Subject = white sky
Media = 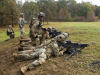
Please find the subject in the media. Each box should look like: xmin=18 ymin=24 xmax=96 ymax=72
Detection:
xmin=76 ymin=0 xmax=100 ymax=6
xmin=21 ymin=0 xmax=100 ymax=6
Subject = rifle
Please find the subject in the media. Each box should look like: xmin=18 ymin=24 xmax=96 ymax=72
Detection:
xmin=58 ymin=40 xmax=95 ymax=61
xmin=50 ymin=30 xmax=62 ymax=38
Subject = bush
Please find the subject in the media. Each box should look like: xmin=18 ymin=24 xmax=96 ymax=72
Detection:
xmin=78 ymin=16 xmax=85 ymax=21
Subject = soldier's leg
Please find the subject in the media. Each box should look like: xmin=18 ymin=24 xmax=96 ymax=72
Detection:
xmin=20 ymin=27 xmax=25 ymax=39
xmin=41 ymin=34 xmax=47 ymax=41
xmin=18 ymin=50 xmax=35 ymax=54
xmin=18 ymin=46 xmax=35 ymax=51
xmin=12 ymin=35 xmax=14 ymax=38
xmin=21 ymin=50 xmax=47 ymax=74
xmin=28 ymin=52 xmax=46 ymax=69
xmin=11 ymin=33 xmax=15 ymax=39
xmin=13 ymin=53 xmax=36 ymax=62
xmin=35 ymin=37 xmax=40 ymax=47
xmin=13 ymin=48 xmax=46 ymax=62
xmin=10 ymin=35 xmax=12 ymax=39
xmin=20 ymin=27 xmax=23 ymax=39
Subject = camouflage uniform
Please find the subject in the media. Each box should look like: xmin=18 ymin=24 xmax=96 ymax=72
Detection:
xmin=7 ymin=25 xmax=15 ymax=39
xmin=18 ymin=13 xmax=27 ymax=39
xmin=29 ymin=12 xmax=45 ymax=46
xmin=29 ymin=19 xmax=42 ymax=46
xmin=16 ymin=39 xmax=64 ymax=69
xmin=52 ymin=26 xmax=56 ymax=32
xmin=47 ymin=27 xmax=52 ymax=39
xmin=13 ymin=35 xmax=67 ymax=74
xmin=40 ymin=28 xmax=50 ymax=41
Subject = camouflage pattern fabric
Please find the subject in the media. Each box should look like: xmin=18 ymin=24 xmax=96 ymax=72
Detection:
xmin=18 ymin=17 xmax=26 ymax=38
xmin=17 ymin=48 xmax=46 ymax=70
xmin=16 ymin=38 xmax=64 ymax=70
xmin=7 ymin=28 xmax=13 ymax=33
xmin=31 ymin=37 xmax=40 ymax=47
xmin=20 ymin=26 xmax=25 ymax=38
xmin=7 ymin=28 xmax=15 ymax=39
xmin=29 ymin=20 xmax=42 ymax=46
xmin=30 ymin=20 xmax=40 ymax=36
xmin=40 ymin=32 xmax=49 ymax=41
xmin=18 ymin=50 xmax=35 ymax=54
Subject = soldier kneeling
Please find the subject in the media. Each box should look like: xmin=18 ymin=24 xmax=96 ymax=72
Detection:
xmin=7 ymin=25 xmax=15 ymax=39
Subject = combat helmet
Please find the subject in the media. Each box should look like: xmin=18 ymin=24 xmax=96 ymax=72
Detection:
xmin=9 ymin=25 xmax=12 ymax=28
xmin=61 ymin=32 xmax=68 ymax=38
xmin=52 ymin=26 xmax=56 ymax=29
xmin=38 ymin=12 xmax=45 ymax=18
xmin=56 ymin=34 xmax=66 ymax=43
xmin=47 ymin=27 xmax=52 ymax=32
xmin=20 ymin=13 xmax=24 ymax=17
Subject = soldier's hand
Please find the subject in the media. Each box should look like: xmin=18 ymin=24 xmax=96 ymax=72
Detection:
xmin=62 ymin=48 xmax=66 ymax=52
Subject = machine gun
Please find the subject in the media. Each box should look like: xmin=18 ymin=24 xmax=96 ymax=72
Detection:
xmin=58 ymin=40 xmax=95 ymax=61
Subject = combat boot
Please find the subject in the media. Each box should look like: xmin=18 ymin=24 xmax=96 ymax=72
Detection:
xmin=13 ymin=53 xmax=18 ymax=62
xmin=21 ymin=66 xmax=28 ymax=74
xmin=18 ymin=47 xmax=23 ymax=51
xmin=21 ymin=37 xmax=25 ymax=39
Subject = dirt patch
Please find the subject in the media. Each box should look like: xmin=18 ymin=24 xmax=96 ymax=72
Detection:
xmin=0 ymin=36 xmax=98 ymax=75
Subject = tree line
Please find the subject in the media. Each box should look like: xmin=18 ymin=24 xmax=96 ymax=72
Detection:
xmin=0 ymin=0 xmax=100 ymax=26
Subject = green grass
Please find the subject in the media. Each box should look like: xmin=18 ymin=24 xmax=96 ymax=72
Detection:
xmin=0 ymin=24 xmax=30 ymax=43
xmin=0 ymin=22 xmax=100 ymax=75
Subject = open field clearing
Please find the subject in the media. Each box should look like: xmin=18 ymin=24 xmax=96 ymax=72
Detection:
xmin=0 ymin=22 xmax=100 ymax=75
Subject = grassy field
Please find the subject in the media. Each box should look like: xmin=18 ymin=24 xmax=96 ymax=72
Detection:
xmin=0 ymin=22 xmax=100 ymax=75
xmin=0 ymin=25 xmax=29 ymax=43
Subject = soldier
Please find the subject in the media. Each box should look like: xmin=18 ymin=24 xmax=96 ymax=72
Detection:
xmin=7 ymin=25 xmax=15 ymax=39
xmin=18 ymin=28 xmax=49 ymax=51
xmin=61 ymin=32 xmax=69 ymax=39
xmin=40 ymin=28 xmax=49 ymax=41
xmin=30 ymin=12 xmax=45 ymax=46
xmin=47 ymin=27 xmax=52 ymax=38
xmin=47 ymin=27 xmax=52 ymax=33
xmin=18 ymin=13 xmax=27 ymax=39
xmin=13 ymin=34 xmax=67 ymax=74
xmin=52 ymin=26 xmax=56 ymax=32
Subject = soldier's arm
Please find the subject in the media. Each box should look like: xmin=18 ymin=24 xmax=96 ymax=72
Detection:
xmin=46 ymin=31 xmax=50 ymax=39
xmin=23 ymin=18 xmax=27 ymax=24
xmin=52 ymin=43 xmax=64 ymax=57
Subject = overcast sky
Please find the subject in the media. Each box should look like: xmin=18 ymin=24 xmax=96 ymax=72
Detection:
xmin=21 ymin=0 xmax=100 ymax=6
xmin=76 ymin=0 xmax=100 ymax=6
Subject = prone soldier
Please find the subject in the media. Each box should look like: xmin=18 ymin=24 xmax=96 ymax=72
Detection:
xmin=13 ymin=34 xmax=67 ymax=74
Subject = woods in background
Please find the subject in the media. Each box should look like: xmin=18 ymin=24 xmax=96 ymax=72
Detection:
xmin=0 ymin=0 xmax=100 ymax=26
